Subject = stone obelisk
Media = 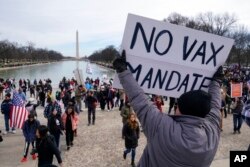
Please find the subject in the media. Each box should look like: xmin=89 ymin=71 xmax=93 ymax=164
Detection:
xmin=76 ymin=30 xmax=79 ymax=69
xmin=74 ymin=30 xmax=83 ymax=85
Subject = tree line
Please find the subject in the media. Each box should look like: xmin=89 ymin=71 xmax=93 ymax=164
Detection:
xmin=88 ymin=12 xmax=250 ymax=66
xmin=0 ymin=40 xmax=64 ymax=65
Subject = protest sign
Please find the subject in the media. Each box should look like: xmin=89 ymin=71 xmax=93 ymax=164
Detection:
xmin=113 ymin=14 xmax=234 ymax=97
xmin=231 ymin=83 xmax=243 ymax=98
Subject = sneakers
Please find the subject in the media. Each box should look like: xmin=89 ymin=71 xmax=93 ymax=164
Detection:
xmin=131 ymin=160 xmax=135 ymax=167
xmin=32 ymin=154 xmax=37 ymax=160
xmin=67 ymin=146 xmax=70 ymax=151
xmin=11 ymin=130 xmax=16 ymax=134
xmin=70 ymin=142 xmax=74 ymax=147
xmin=21 ymin=157 xmax=27 ymax=162
xmin=3 ymin=131 xmax=8 ymax=135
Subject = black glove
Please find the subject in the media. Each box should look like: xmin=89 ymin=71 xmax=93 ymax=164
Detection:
xmin=113 ymin=50 xmax=127 ymax=73
xmin=213 ymin=66 xmax=224 ymax=83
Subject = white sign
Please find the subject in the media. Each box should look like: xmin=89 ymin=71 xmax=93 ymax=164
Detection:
xmin=113 ymin=14 xmax=234 ymax=98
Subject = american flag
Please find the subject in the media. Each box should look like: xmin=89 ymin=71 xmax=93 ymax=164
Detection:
xmin=10 ymin=91 xmax=28 ymax=129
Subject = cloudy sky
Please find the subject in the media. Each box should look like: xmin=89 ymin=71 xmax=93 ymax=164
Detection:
xmin=0 ymin=0 xmax=249 ymax=57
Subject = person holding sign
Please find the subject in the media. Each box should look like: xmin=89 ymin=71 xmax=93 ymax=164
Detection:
xmin=113 ymin=50 xmax=223 ymax=167
xmin=231 ymin=97 xmax=244 ymax=134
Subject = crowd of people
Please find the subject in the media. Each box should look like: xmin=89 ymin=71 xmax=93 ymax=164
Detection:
xmin=1 ymin=61 xmax=250 ymax=166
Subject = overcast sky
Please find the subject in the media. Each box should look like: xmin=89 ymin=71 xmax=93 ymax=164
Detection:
xmin=0 ymin=0 xmax=249 ymax=57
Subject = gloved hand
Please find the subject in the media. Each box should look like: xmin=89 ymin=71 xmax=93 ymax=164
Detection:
xmin=113 ymin=50 xmax=127 ymax=73
xmin=213 ymin=66 xmax=224 ymax=83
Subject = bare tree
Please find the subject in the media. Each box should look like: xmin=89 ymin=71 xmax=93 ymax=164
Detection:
xmin=195 ymin=12 xmax=237 ymax=36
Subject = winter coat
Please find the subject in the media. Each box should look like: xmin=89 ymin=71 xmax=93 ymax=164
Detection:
xmin=85 ymin=95 xmax=98 ymax=109
xmin=62 ymin=113 xmax=79 ymax=131
xmin=22 ymin=119 xmax=40 ymax=142
xmin=123 ymin=122 xmax=140 ymax=148
xmin=37 ymin=135 xmax=62 ymax=166
xmin=118 ymin=70 xmax=221 ymax=167
xmin=48 ymin=114 xmax=64 ymax=135
xmin=232 ymin=100 xmax=244 ymax=115
xmin=44 ymin=102 xmax=62 ymax=118
xmin=1 ymin=99 xmax=12 ymax=117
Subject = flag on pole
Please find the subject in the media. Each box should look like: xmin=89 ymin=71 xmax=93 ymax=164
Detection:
xmin=10 ymin=92 xmax=28 ymax=129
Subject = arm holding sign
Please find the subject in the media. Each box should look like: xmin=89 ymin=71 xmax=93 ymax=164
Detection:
xmin=113 ymin=51 xmax=174 ymax=140
xmin=205 ymin=67 xmax=223 ymax=129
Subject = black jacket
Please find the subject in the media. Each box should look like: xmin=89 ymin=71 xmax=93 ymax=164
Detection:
xmin=37 ymin=135 xmax=62 ymax=166
xmin=48 ymin=115 xmax=64 ymax=135
xmin=123 ymin=122 xmax=140 ymax=148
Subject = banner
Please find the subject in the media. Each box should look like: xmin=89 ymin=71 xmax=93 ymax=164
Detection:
xmin=231 ymin=83 xmax=243 ymax=98
xmin=113 ymin=14 xmax=234 ymax=98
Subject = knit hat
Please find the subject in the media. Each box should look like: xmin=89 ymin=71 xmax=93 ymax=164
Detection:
xmin=177 ymin=90 xmax=211 ymax=118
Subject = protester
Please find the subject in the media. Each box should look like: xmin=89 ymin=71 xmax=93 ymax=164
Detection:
xmin=44 ymin=98 xmax=62 ymax=119
xmin=62 ymin=106 xmax=79 ymax=150
xmin=25 ymin=98 xmax=39 ymax=118
xmin=168 ymin=97 xmax=177 ymax=114
xmin=119 ymin=89 xmax=126 ymax=111
xmin=113 ymin=50 xmax=223 ymax=167
xmin=122 ymin=112 xmax=140 ymax=167
xmin=75 ymin=85 xmax=85 ymax=112
xmin=153 ymin=95 xmax=164 ymax=112
xmin=36 ymin=125 xmax=62 ymax=167
xmin=98 ymin=85 xmax=107 ymax=111
xmin=1 ymin=93 xmax=15 ymax=134
xmin=106 ymin=85 xmax=115 ymax=111
xmin=120 ymin=101 xmax=133 ymax=138
xmin=67 ymin=97 xmax=80 ymax=136
xmin=48 ymin=109 xmax=64 ymax=148
xmin=38 ymin=88 xmax=46 ymax=107
xmin=85 ymin=90 xmax=98 ymax=126
xmin=21 ymin=113 xmax=40 ymax=162
xmin=232 ymin=97 xmax=244 ymax=134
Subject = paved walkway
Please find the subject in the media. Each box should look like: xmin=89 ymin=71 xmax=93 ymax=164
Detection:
xmin=0 ymin=101 xmax=249 ymax=167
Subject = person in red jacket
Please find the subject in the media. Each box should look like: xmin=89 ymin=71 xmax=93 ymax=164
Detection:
xmin=62 ymin=106 xmax=79 ymax=150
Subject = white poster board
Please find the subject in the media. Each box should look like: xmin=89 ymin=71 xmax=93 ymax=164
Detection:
xmin=113 ymin=14 xmax=234 ymax=98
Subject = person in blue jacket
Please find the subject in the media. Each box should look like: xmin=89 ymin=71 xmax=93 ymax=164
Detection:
xmin=1 ymin=93 xmax=15 ymax=134
xmin=21 ymin=113 xmax=40 ymax=163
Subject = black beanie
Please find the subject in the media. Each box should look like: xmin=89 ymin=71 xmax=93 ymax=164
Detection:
xmin=177 ymin=90 xmax=211 ymax=118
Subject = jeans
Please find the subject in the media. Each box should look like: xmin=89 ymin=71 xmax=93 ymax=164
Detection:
xmin=233 ymin=114 xmax=243 ymax=132
xmin=119 ymin=99 xmax=124 ymax=111
xmin=23 ymin=141 xmax=35 ymax=157
xmin=124 ymin=148 xmax=136 ymax=161
xmin=88 ymin=107 xmax=96 ymax=124
xmin=66 ymin=129 xmax=74 ymax=147
xmin=4 ymin=115 xmax=14 ymax=132
xmin=51 ymin=132 xmax=61 ymax=148
xmin=107 ymin=98 xmax=114 ymax=110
